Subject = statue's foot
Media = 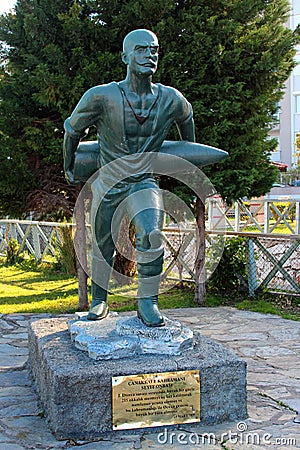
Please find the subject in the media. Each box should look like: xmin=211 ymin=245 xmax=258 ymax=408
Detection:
xmin=87 ymin=299 xmax=109 ymax=321
xmin=137 ymin=297 xmax=165 ymax=327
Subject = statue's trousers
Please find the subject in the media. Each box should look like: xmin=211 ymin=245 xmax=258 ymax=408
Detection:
xmin=90 ymin=177 xmax=164 ymax=301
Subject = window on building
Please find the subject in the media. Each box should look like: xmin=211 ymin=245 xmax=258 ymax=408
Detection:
xmin=273 ymin=136 xmax=280 ymax=151
xmin=293 ymin=40 xmax=300 ymax=75
xmin=266 ymin=136 xmax=280 ymax=162
xmin=295 ymin=133 xmax=300 ymax=166
xmin=295 ymin=95 xmax=300 ymax=113
xmin=293 ymin=14 xmax=300 ymax=29
xmin=273 ymin=101 xmax=280 ymax=122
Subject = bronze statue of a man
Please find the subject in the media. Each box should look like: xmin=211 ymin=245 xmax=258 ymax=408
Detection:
xmin=63 ymin=29 xmax=195 ymax=327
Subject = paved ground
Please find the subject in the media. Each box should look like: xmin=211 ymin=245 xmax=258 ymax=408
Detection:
xmin=0 ymin=307 xmax=299 ymax=449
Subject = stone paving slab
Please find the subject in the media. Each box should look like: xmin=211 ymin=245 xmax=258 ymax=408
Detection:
xmin=0 ymin=308 xmax=299 ymax=449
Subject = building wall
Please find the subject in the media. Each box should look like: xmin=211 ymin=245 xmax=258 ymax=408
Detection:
xmin=279 ymin=79 xmax=292 ymax=166
xmin=273 ymin=1 xmax=300 ymax=168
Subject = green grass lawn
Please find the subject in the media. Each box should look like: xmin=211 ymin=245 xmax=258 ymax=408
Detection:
xmin=0 ymin=263 xmax=79 ymax=314
xmin=0 ymin=262 xmax=196 ymax=315
xmin=243 ymin=222 xmax=296 ymax=234
xmin=0 ymin=261 xmax=299 ymax=320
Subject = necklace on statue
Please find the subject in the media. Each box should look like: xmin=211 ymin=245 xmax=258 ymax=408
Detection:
xmin=119 ymin=87 xmax=159 ymax=125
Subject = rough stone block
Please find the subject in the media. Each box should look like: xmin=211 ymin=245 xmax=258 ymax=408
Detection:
xmin=28 ymin=317 xmax=247 ymax=440
xmin=69 ymin=313 xmax=194 ymax=359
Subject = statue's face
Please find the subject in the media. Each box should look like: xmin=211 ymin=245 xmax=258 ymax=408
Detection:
xmin=122 ymin=30 xmax=159 ymax=77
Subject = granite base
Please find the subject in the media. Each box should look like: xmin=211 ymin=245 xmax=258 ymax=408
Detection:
xmin=28 ymin=316 xmax=247 ymax=440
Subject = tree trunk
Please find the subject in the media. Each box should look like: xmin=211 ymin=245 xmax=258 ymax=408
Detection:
xmin=194 ymin=196 xmax=206 ymax=305
xmin=74 ymin=189 xmax=89 ymax=310
xmin=113 ymin=216 xmax=137 ymax=285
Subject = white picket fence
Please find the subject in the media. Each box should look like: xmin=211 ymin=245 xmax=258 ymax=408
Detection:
xmin=206 ymin=197 xmax=300 ymax=234
xmin=1 ymin=198 xmax=299 ymax=260
xmin=0 ymin=219 xmax=69 ymax=260
xmin=1 ymin=196 xmax=299 ymax=297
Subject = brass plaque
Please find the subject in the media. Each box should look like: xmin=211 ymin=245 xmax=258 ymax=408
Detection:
xmin=112 ymin=370 xmax=200 ymax=430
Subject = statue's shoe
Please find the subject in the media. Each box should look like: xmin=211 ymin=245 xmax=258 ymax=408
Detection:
xmin=137 ymin=297 xmax=165 ymax=327
xmin=87 ymin=300 xmax=109 ymax=321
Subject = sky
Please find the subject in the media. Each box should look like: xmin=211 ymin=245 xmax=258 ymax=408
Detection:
xmin=0 ymin=0 xmax=16 ymax=15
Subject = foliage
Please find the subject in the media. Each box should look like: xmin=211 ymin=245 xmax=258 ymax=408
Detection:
xmin=5 ymin=238 xmax=21 ymax=265
xmin=16 ymin=252 xmax=42 ymax=271
xmin=0 ymin=0 xmax=298 ymax=219
xmin=269 ymin=201 xmax=296 ymax=222
xmin=5 ymin=238 xmax=51 ymax=268
xmin=207 ymin=236 xmax=248 ymax=294
xmin=158 ymin=0 xmax=298 ymax=204
xmin=294 ymin=133 xmax=300 ymax=168
xmin=55 ymin=226 xmax=77 ymax=275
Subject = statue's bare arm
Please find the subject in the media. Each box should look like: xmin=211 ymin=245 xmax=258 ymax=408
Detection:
xmin=63 ymin=88 xmax=101 ymax=184
xmin=177 ymin=114 xmax=195 ymax=142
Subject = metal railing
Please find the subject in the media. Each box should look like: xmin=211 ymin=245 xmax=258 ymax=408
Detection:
xmin=279 ymin=171 xmax=300 ymax=186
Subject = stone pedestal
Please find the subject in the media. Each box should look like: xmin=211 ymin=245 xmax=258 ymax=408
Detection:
xmin=28 ymin=314 xmax=247 ymax=440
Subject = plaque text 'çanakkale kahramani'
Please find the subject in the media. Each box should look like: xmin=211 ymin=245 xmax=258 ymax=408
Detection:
xmin=112 ymin=370 xmax=200 ymax=430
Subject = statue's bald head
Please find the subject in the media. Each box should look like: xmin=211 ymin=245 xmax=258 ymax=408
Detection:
xmin=122 ymin=29 xmax=159 ymax=76
xmin=123 ymin=29 xmax=159 ymax=54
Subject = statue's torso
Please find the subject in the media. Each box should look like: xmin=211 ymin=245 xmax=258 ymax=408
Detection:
xmin=67 ymin=81 xmax=192 ymax=185
xmin=122 ymin=87 xmax=160 ymax=153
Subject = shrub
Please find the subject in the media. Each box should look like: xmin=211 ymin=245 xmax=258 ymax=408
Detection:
xmin=207 ymin=236 xmax=248 ymax=294
xmin=56 ymin=226 xmax=77 ymax=276
xmin=5 ymin=239 xmax=22 ymax=265
xmin=270 ymin=202 xmax=296 ymax=223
